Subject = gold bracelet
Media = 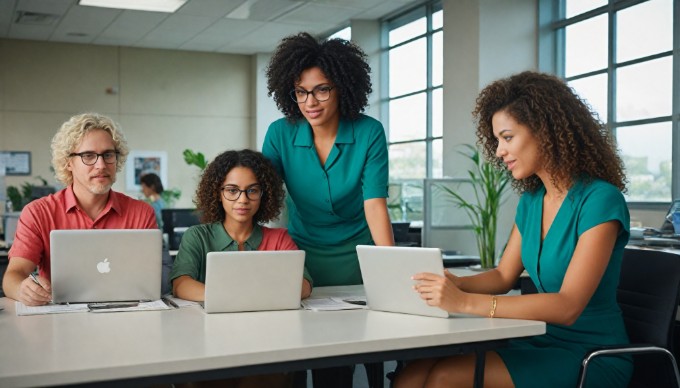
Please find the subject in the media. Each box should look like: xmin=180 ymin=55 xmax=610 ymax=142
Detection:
xmin=489 ymin=295 xmax=497 ymax=318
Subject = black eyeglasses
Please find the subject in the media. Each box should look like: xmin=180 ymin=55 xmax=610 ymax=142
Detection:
xmin=290 ymin=85 xmax=334 ymax=103
xmin=221 ymin=185 xmax=263 ymax=201
xmin=69 ymin=151 xmax=119 ymax=166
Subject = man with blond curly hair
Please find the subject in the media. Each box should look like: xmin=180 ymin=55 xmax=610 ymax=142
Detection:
xmin=3 ymin=113 xmax=157 ymax=306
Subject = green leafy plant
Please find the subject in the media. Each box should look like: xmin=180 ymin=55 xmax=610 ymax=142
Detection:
xmin=6 ymin=186 xmax=23 ymax=211
xmin=183 ymin=149 xmax=207 ymax=170
xmin=436 ymin=144 xmax=511 ymax=269
xmin=6 ymin=176 xmax=50 ymax=211
xmin=160 ymin=188 xmax=182 ymax=207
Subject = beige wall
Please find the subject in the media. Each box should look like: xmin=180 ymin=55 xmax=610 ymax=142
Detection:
xmin=0 ymin=38 xmax=252 ymax=208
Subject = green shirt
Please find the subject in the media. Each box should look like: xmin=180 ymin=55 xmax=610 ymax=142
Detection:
xmin=169 ymin=223 xmax=311 ymax=284
xmin=262 ymin=114 xmax=389 ymax=286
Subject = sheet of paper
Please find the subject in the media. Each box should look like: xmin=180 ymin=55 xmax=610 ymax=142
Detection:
xmin=16 ymin=302 xmax=89 ymax=316
xmin=88 ymin=299 xmax=171 ymax=313
xmin=301 ymin=296 xmax=367 ymax=311
xmin=161 ymin=294 xmax=201 ymax=308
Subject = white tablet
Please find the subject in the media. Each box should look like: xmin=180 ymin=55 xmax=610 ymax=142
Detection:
xmin=357 ymin=245 xmax=449 ymax=318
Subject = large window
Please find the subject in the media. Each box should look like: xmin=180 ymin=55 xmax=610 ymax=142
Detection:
xmin=383 ymin=1 xmax=442 ymax=222
xmin=383 ymin=2 xmax=443 ymax=182
xmin=543 ymin=0 xmax=677 ymax=203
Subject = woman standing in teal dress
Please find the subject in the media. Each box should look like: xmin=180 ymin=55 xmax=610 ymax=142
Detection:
xmin=262 ymin=32 xmax=394 ymax=288
xmin=262 ymin=32 xmax=394 ymax=388
xmin=395 ymin=71 xmax=632 ymax=388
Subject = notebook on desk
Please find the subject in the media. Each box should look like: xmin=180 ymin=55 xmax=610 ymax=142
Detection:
xmin=50 ymin=229 xmax=162 ymax=304
xmin=357 ymin=245 xmax=449 ymax=318
xmin=204 ymin=250 xmax=305 ymax=313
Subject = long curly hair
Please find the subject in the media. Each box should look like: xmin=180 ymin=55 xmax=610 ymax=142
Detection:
xmin=473 ymin=71 xmax=627 ymax=194
xmin=51 ymin=113 xmax=129 ymax=186
xmin=266 ymin=32 xmax=372 ymax=121
xmin=194 ymin=149 xmax=285 ymax=225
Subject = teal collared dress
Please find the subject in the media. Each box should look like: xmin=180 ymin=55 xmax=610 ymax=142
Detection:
xmin=496 ymin=179 xmax=633 ymax=388
xmin=262 ymin=114 xmax=389 ymax=286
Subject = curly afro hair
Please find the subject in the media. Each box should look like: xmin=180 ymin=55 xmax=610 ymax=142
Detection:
xmin=473 ymin=71 xmax=627 ymax=194
xmin=194 ymin=149 xmax=285 ymax=225
xmin=266 ymin=32 xmax=372 ymax=121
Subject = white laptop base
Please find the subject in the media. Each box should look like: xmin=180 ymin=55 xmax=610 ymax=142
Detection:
xmin=204 ymin=250 xmax=305 ymax=313
xmin=357 ymin=245 xmax=449 ymax=318
xmin=50 ymin=229 xmax=162 ymax=304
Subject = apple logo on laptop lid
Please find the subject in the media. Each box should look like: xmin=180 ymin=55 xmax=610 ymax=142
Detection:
xmin=96 ymin=258 xmax=111 ymax=274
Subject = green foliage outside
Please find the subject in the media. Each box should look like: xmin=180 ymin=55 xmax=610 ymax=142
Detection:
xmin=622 ymin=154 xmax=671 ymax=202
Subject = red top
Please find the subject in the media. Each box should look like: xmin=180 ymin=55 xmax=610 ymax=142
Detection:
xmin=258 ymin=227 xmax=298 ymax=250
xmin=8 ymin=185 xmax=157 ymax=280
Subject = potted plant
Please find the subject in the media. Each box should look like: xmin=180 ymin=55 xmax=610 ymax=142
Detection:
xmin=5 ymin=176 xmax=52 ymax=212
xmin=436 ymin=144 xmax=510 ymax=269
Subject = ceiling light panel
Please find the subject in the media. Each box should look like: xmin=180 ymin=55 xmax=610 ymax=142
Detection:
xmin=79 ymin=0 xmax=188 ymax=13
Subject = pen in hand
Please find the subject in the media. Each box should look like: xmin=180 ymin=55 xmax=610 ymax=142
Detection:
xmin=29 ymin=273 xmax=43 ymax=287
xmin=29 ymin=273 xmax=52 ymax=302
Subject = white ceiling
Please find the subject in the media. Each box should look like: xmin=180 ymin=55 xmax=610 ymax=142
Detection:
xmin=0 ymin=0 xmax=418 ymax=54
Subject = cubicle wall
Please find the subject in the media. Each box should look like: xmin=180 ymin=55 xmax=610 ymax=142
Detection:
xmin=388 ymin=180 xmax=424 ymax=223
xmin=422 ymin=178 xmax=478 ymax=254
xmin=422 ymin=178 xmax=518 ymax=260
xmin=2 ymin=212 xmax=20 ymax=246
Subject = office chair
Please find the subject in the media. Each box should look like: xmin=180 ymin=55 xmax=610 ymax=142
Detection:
xmin=577 ymin=247 xmax=680 ymax=388
xmin=161 ymin=208 xmax=201 ymax=250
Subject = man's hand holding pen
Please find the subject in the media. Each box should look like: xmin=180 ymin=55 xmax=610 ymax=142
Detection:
xmin=19 ymin=273 xmax=52 ymax=306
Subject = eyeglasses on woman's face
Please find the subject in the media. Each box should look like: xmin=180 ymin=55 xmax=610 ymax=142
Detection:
xmin=290 ymin=85 xmax=334 ymax=103
xmin=221 ymin=185 xmax=263 ymax=201
xmin=69 ymin=151 xmax=119 ymax=166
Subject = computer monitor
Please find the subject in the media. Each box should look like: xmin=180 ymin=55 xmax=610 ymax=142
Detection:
xmin=30 ymin=186 xmax=56 ymax=201
xmin=161 ymin=209 xmax=201 ymax=250
xmin=391 ymin=222 xmax=411 ymax=243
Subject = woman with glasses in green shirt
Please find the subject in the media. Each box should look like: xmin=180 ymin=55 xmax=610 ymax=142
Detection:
xmin=170 ymin=149 xmax=312 ymax=302
xmin=262 ymin=32 xmax=395 ymax=290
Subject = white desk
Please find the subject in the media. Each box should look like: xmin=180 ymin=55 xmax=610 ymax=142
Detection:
xmin=0 ymin=286 xmax=545 ymax=387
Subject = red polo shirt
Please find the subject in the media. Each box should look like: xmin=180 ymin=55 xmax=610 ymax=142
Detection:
xmin=8 ymin=185 xmax=157 ymax=280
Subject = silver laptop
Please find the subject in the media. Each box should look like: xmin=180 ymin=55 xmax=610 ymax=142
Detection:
xmin=50 ymin=229 xmax=162 ymax=303
xmin=204 ymin=250 xmax=305 ymax=313
xmin=357 ymin=245 xmax=449 ymax=318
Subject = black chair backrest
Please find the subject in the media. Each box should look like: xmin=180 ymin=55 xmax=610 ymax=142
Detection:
xmin=391 ymin=222 xmax=411 ymax=243
xmin=619 ymin=247 xmax=680 ymax=387
xmin=618 ymin=248 xmax=680 ymax=351
xmin=161 ymin=209 xmax=201 ymax=250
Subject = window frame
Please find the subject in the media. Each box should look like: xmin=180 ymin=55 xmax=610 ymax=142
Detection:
xmin=539 ymin=0 xmax=680 ymax=210
xmin=381 ymin=0 xmax=443 ymax=180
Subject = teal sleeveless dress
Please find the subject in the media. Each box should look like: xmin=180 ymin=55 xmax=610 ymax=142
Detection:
xmin=496 ymin=179 xmax=633 ymax=388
